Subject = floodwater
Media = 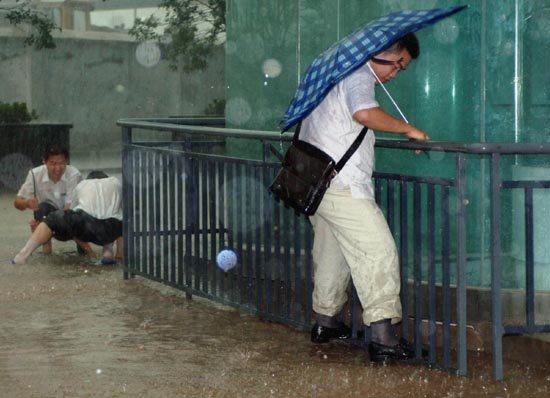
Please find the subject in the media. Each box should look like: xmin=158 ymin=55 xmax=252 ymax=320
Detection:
xmin=1 ymin=190 xmax=550 ymax=398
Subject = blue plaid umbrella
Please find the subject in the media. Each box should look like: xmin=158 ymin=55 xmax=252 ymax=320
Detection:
xmin=280 ymin=5 xmax=467 ymax=131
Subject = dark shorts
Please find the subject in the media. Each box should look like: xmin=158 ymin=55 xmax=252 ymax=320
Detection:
xmin=44 ymin=209 xmax=122 ymax=246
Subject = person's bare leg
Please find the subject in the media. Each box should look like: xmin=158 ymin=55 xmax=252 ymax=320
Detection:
xmin=115 ymin=236 xmax=123 ymax=260
xmin=30 ymin=219 xmax=51 ymax=254
xmin=74 ymin=239 xmax=96 ymax=257
xmin=100 ymin=238 xmax=121 ymax=265
xmin=13 ymin=222 xmax=54 ymax=264
xmin=102 ymin=243 xmax=113 ymax=259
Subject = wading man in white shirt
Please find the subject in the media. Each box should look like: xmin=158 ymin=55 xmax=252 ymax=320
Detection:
xmin=305 ymin=33 xmax=429 ymax=362
xmin=13 ymin=145 xmax=83 ymax=255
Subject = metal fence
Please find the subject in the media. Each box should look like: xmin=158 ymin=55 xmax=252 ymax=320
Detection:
xmin=118 ymin=117 xmax=550 ymax=380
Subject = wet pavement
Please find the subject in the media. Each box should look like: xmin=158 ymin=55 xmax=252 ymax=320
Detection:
xmin=2 ymin=191 xmax=550 ymax=398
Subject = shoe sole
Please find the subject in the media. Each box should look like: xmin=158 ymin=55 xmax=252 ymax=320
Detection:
xmin=369 ymin=350 xmax=418 ymax=363
xmin=312 ymin=335 xmax=355 ymax=344
xmin=369 ymin=354 xmax=415 ymax=363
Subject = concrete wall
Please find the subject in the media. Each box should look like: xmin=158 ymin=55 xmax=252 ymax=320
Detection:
xmin=0 ymin=31 xmax=225 ymax=174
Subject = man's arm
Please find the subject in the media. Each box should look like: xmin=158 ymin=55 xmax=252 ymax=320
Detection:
xmin=353 ymin=107 xmax=429 ymax=141
xmin=14 ymin=170 xmax=37 ymax=211
xmin=14 ymin=196 xmax=39 ymax=211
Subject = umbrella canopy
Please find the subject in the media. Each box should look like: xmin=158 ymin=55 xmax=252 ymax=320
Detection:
xmin=280 ymin=5 xmax=467 ymax=131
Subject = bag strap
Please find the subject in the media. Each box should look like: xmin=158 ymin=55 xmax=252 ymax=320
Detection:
xmin=292 ymin=123 xmax=369 ymax=172
xmin=334 ymin=126 xmax=368 ymax=172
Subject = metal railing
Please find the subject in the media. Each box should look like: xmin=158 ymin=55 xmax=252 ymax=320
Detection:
xmin=117 ymin=117 xmax=550 ymax=380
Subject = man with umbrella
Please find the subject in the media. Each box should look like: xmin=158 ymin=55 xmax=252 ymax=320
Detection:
xmin=305 ymin=32 xmax=426 ymax=362
xmin=280 ymin=6 xmax=466 ymax=362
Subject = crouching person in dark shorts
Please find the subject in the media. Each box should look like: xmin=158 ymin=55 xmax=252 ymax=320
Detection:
xmin=11 ymin=170 xmax=123 ymax=265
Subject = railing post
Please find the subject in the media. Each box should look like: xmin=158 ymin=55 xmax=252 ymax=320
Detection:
xmin=524 ymin=187 xmax=535 ymax=330
xmin=122 ymin=126 xmax=133 ymax=280
xmin=456 ymin=152 xmax=468 ymax=376
xmin=413 ymin=182 xmax=423 ymax=358
xmin=399 ymin=180 xmax=409 ymax=340
xmin=490 ymin=153 xmax=504 ymax=380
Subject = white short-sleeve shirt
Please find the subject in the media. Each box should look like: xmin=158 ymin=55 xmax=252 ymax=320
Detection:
xmin=300 ymin=64 xmax=379 ymax=199
xmin=17 ymin=165 xmax=82 ymax=209
xmin=72 ymin=177 xmax=123 ymax=221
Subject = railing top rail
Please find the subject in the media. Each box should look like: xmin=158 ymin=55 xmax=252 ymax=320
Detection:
xmin=117 ymin=118 xmax=550 ymax=155
xmin=375 ymin=139 xmax=550 ymax=155
xmin=117 ymin=117 xmax=283 ymax=141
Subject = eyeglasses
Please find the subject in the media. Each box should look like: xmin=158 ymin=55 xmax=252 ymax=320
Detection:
xmin=370 ymin=56 xmax=406 ymax=72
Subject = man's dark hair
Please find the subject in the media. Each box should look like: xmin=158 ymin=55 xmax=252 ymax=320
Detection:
xmin=387 ymin=32 xmax=420 ymax=59
xmin=43 ymin=145 xmax=69 ymax=162
xmin=86 ymin=170 xmax=109 ymax=180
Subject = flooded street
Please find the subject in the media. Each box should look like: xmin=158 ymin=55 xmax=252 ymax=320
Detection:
xmin=1 ymin=191 xmax=550 ymax=398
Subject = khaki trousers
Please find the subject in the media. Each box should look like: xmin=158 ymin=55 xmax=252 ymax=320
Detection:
xmin=309 ymin=186 xmax=402 ymax=325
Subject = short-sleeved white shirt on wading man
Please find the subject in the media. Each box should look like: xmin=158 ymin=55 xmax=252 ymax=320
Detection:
xmin=17 ymin=165 xmax=82 ymax=210
xmin=72 ymin=177 xmax=123 ymax=221
xmin=300 ymin=64 xmax=379 ymax=199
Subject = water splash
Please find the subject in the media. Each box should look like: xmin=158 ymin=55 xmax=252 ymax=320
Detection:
xmin=135 ymin=41 xmax=161 ymax=68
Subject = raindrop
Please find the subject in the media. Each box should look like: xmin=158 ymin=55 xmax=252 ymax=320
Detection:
xmin=262 ymin=59 xmax=282 ymax=78
xmin=135 ymin=41 xmax=161 ymax=68
xmin=433 ymin=18 xmax=460 ymax=44
xmin=160 ymin=35 xmax=172 ymax=45
xmin=429 ymin=149 xmax=446 ymax=162
xmin=502 ymin=40 xmax=515 ymax=56
xmin=225 ymin=97 xmax=252 ymax=126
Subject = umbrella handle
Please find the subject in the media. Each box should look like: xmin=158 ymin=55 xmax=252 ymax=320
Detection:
xmin=367 ymin=62 xmax=429 ymax=158
xmin=367 ymin=62 xmax=409 ymax=123
xmin=31 ymin=169 xmax=38 ymax=200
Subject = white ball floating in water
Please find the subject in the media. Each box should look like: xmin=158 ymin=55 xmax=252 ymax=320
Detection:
xmin=216 ymin=249 xmax=238 ymax=272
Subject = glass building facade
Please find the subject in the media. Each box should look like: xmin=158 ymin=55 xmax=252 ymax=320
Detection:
xmin=226 ymin=0 xmax=550 ymax=144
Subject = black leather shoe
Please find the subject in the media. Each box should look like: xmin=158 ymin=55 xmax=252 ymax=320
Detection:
xmin=311 ymin=322 xmax=352 ymax=344
xmin=368 ymin=338 xmax=416 ymax=362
